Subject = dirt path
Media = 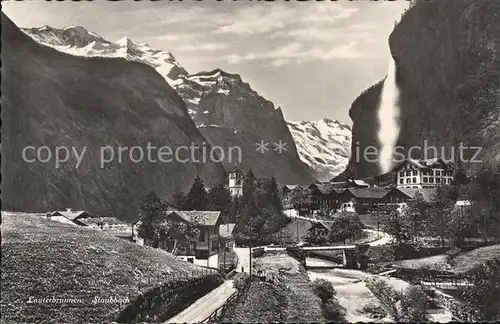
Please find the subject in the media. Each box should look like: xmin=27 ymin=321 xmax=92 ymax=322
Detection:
xmin=164 ymin=280 xmax=236 ymax=324
xmin=234 ymin=246 xmax=251 ymax=273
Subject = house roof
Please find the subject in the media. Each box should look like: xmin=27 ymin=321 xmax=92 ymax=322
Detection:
xmin=394 ymin=187 xmax=435 ymax=202
xmin=351 ymin=179 xmax=370 ymax=187
xmin=176 ymin=211 xmax=221 ymax=226
xmin=78 ymin=217 xmax=129 ymax=226
xmin=219 ymin=223 xmax=236 ymax=238
xmin=316 ymin=183 xmax=338 ymax=195
xmin=283 ymin=184 xmax=299 ymax=191
xmin=392 ymin=158 xmax=455 ymax=173
xmin=50 ymin=210 xmax=89 ymax=221
xmin=229 ymin=166 xmax=243 ymax=174
xmin=329 ymin=181 xmax=350 ymax=189
xmin=348 ymin=188 xmax=391 ymax=199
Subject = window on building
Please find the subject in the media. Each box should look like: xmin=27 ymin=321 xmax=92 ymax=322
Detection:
xmin=448 ymin=178 xmax=452 ymax=184
xmin=406 ymin=171 xmax=411 ymax=176
xmin=423 ymin=171 xmax=427 ymax=176
xmin=199 ymin=230 xmax=205 ymax=242
xmin=406 ymin=178 xmax=411 ymax=184
xmin=436 ymin=171 xmax=441 ymax=176
xmin=412 ymin=170 xmax=417 ymax=176
xmin=429 ymin=170 xmax=434 ymax=176
xmin=412 ymin=177 xmax=417 ymax=183
xmin=423 ymin=178 xmax=428 ymax=183
xmin=430 ymin=178 xmax=434 ymax=183
xmin=400 ymin=171 xmax=404 ymax=177
xmin=399 ymin=179 xmax=404 ymax=184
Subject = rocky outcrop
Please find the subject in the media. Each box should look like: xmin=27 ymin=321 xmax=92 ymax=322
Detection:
xmin=173 ymin=69 xmax=315 ymax=184
xmin=286 ymin=119 xmax=351 ymax=181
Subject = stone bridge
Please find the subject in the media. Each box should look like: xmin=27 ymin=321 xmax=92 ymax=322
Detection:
xmin=285 ymin=244 xmax=370 ymax=270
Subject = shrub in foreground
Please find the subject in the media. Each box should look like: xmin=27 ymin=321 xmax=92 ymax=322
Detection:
xmin=312 ymin=279 xmax=336 ymax=303
xmin=233 ymin=272 xmax=250 ymax=291
xmin=311 ymin=279 xmax=346 ymax=321
xmin=322 ymin=297 xmax=346 ymax=322
xmin=399 ymin=285 xmax=429 ymax=322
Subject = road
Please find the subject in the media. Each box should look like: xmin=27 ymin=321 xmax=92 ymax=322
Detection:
xmin=164 ymin=280 xmax=236 ymax=324
xmin=284 ymin=209 xmax=393 ymax=246
xmin=365 ymin=229 xmax=393 ymax=246
xmin=234 ymin=246 xmax=251 ymax=273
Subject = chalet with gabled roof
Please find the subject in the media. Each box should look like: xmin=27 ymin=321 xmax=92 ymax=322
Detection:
xmin=393 ymin=158 xmax=456 ymax=188
xmin=133 ymin=210 xmax=222 ymax=261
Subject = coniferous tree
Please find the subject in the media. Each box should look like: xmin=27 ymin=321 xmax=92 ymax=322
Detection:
xmin=170 ymin=192 xmax=187 ymax=210
xmin=242 ymin=169 xmax=256 ymax=205
xmin=185 ymin=175 xmax=209 ymax=210
xmin=137 ymin=191 xmax=166 ymax=248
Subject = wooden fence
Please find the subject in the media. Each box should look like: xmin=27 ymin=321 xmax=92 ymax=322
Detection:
xmin=201 ymin=276 xmax=252 ymax=323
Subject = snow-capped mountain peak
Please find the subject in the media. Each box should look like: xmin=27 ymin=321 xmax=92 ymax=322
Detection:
xmin=287 ymin=118 xmax=352 ymax=181
xmin=21 ymin=25 xmax=188 ymax=84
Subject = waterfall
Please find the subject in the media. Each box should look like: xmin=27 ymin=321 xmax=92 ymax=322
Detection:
xmin=377 ymin=55 xmax=401 ymax=174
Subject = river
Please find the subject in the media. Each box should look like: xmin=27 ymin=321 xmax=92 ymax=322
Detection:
xmin=306 ymin=259 xmax=453 ymax=322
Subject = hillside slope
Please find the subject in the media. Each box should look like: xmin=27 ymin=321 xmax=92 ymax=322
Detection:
xmin=0 ymin=212 xmax=222 ymax=323
xmin=173 ymin=69 xmax=315 ymax=184
xmin=1 ymin=13 xmax=226 ymax=219
xmin=287 ymin=119 xmax=351 ymax=181
xmin=348 ymin=0 xmax=500 ymax=178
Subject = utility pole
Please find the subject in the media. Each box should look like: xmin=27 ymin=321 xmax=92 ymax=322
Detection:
xmin=297 ymin=219 xmax=300 ymax=244
xmin=207 ymin=229 xmax=210 ymax=268
xmin=249 ymin=243 xmax=252 ymax=278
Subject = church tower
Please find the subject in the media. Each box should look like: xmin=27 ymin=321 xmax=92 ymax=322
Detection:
xmin=228 ymin=167 xmax=243 ymax=196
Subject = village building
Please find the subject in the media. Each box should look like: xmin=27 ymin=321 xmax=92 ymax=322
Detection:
xmin=281 ymin=184 xmax=299 ymax=199
xmin=133 ymin=210 xmax=222 ymax=262
xmin=48 ymin=209 xmax=93 ymax=226
xmin=393 ymin=158 xmax=456 ymax=188
xmin=307 ymin=221 xmax=331 ymax=239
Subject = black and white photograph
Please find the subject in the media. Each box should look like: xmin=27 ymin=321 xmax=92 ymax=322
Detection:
xmin=1 ymin=0 xmax=500 ymax=323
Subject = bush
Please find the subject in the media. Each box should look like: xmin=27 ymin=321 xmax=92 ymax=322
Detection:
xmin=233 ymin=272 xmax=250 ymax=291
xmin=312 ymin=279 xmax=336 ymax=303
xmin=322 ymin=297 xmax=346 ymax=322
xmin=365 ymin=276 xmax=400 ymax=303
xmin=399 ymin=285 xmax=429 ymax=322
xmin=446 ymin=247 xmax=462 ymax=264
xmin=366 ymin=245 xmax=396 ymax=263
xmin=360 ymin=303 xmax=387 ymax=319
xmin=252 ymin=248 xmax=265 ymax=258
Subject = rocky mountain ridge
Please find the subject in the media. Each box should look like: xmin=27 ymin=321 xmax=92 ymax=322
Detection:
xmin=286 ymin=119 xmax=351 ymax=181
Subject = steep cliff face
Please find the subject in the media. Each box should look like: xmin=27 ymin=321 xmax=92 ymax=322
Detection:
xmin=1 ymin=14 xmax=226 ymax=220
xmin=173 ymin=69 xmax=315 ymax=184
xmin=349 ymin=0 xmax=500 ymax=177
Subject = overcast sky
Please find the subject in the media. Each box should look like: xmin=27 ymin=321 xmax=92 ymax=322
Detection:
xmin=3 ymin=0 xmax=409 ymax=125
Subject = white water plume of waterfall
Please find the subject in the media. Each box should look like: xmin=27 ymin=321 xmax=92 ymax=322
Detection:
xmin=377 ymin=55 xmax=401 ymax=174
